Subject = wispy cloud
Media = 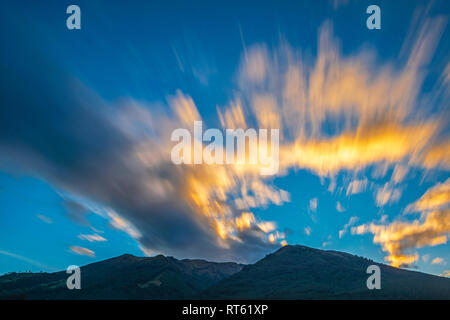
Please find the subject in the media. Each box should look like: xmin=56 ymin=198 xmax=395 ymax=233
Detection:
xmin=374 ymin=183 xmax=402 ymax=207
xmin=309 ymin=198 xmax=318 ymax=212
xmin=432 ymin=257 xmax=444 ymax=265
xmin=69 ymin=246 xmax=95 ymax=258
xmin=336 ymin=201 xmax=346 ymax=213
xmin=339 ymin=216 xmax=358 ymax=239
xmin=346 ymin=179 xmax=369 ymax=196
xmin=78 ymin=233 xmax=107 ymax=242
xmin=304 ymin=227 xmax=312 ymax=236
xmin=0 ymin=249 xmax=56 ymax=272
xmin=36 ymin=214 xmax=52 ymax=224
xmin=353 ymin=180 xmax=450 ymax=267
xmin=405 ymin=178 xmax=450 ymax=213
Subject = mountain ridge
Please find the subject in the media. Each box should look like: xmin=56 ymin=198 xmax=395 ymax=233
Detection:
xmin=1 ymin=245 xmax=449 ymax=299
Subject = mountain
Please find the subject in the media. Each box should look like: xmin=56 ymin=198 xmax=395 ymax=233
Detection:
xmin=1 ymin=245 xmax=449 ymax=299
xmin=0 ymin=254 xmax=243 ymax=299
xmin=203 ymin=245 xmax=450 ymax=299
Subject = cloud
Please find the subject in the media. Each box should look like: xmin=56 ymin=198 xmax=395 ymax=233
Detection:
xmin=78 ymin=233 xmax=107 ymax=242
xmin=391 ymin=165 xmax=409 ymax=184
xmin=106 ymin=209 xmax=141 ymax=240
xmin=69 ymin=246 xmax=95 ymax=258
xmin=62 ymin=198 xmax=91 ymax=227
xmin=217 ymin=100 xmax=247 ymax=129
xmin=431 ymin=257 xmax=444 ymax=265
xmin=322 ymin=241 xmax=332 ymax=248
xmin=268 ymin=231 xmax=286 ymax=244
xmin=36 ymin=214 xmax=52 ymax=224
xmin=405 ymin=178 xmax=450 ymax=213
xmin=332 ymin=0 xmax=350 ymax=10
xmin=304 ymin=227 xmax=312 ymax=236
xmin=0 ymin=249 xmax=56 ymax=272
xmin=374 ymin=183 xmax=402 ymax=207
xmin=257 ymin=221 xmax=277 ymax=233
xmin=353 ymin=179 xmax=450 ymax=267
xmin=236 ymin=18 xmax=447 ymax=179
xmin=346 ymin=178 xmax=369 ymax=196
xmin=352 ymin=181 xmax=450 ymax=267
xmin=421 ymin=141 xmax=450 ymax=170
xmin=339 ymin=216 xmax=358 ymax=239
xmin=336 ymin=201 xmax=346 ymax=212
xmin=309 ymin=198 xmax=318 ymax=212
xmin=282 ymin=121 xmax=438 ymax=177
xmin=241 ymin=45 xmax=269 ymax=84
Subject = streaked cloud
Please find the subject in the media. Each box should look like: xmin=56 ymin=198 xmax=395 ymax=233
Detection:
xmin=431 ymin=257 xmax=444 ymax=265
xmin=374 ymin=183 xmax=402 ymax=207
xmin=391 ymin=165 xmax=409 ymax=184
xmin=268 ymin=231 xmax=286 ymax=244
xmin=36 ymin=214 xmax=52 ymax=224
xmin=78 ymin=233 xmax=107 ymax=242
xmin=304 ymin=226 xmax=312 ymax=236
xmin=0 ymin=249 xmax=56 ymax=272
xmin=353 ymin=181 xmax=450 ymax=267
xmin=322 ymin=241 xmax=332 ymax=248
xmin=405 ymin=178 xmax=450 ymax=213
xmin=106 ymin=209 xmax=141 ymax=240
xmin=332 ymin=0 xmax=350 ymax=10
xmin=69 ymin=246 xmax=95 ymax=258
xmin=339 ymin=216 xmax=358 ymax=239
xmin=336 ymin=201 xmax=346 ymax=213
xmin=308 ymin=199 xmax=317 ymax=213
xmin=421 ymin=141 xmax=450 ymax=170
xmin=346 ymin=178 xmax=369 ymax=196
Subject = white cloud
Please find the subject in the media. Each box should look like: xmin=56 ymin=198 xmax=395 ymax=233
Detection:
xmin=69 ymin=246 xmax=95 ymax=258
xmin=78 ymin=233 xmax=107 ymax=242
xmin=304 ymin=226 xmax=312 ymax=236
xmin=339 ymin=216 xmax=359 ymax=239
xmin=0 ymin=249 xmax=56 ymax=272
xmin=36 ymin=214 xmax=52 ymax=224
xmin=309 ymin=198 xmax=318 ymax=212
xmin=336 ymin=201 xmax=346 ymax=212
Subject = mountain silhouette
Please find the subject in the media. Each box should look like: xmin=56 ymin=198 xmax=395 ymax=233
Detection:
xmin=0 ymin=253 xmax=242 ymax=299
xmin=203 ymin=245 xmax=450 ymax=299
xmin=1 ymin=245 xmax=449 ymax=299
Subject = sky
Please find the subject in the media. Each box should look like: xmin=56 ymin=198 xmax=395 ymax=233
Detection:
xmin=0 ymin=0 xmax=449 ymax=277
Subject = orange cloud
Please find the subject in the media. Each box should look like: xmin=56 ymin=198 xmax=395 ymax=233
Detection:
xmin=431 ymin=257 xmax=444 ymax=264
xmin=352 ymin=204 xmax=450 ymax=267
xmin=280 ymin=121 xmax=437 ymax=176
xmin=421 ymin=141 xmax=450 ymax=170
xmin=405 ymin=178 xmax=450 ymax=213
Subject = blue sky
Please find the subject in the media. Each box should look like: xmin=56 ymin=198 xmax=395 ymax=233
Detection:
xmin=0 ymin=0 xmax=449 ymax=277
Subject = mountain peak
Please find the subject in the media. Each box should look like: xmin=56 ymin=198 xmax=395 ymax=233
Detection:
xmin=204 ymin=244 xmax=450 ymax=299
xmin=117 ymin=253 xmax=136 ymax=259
